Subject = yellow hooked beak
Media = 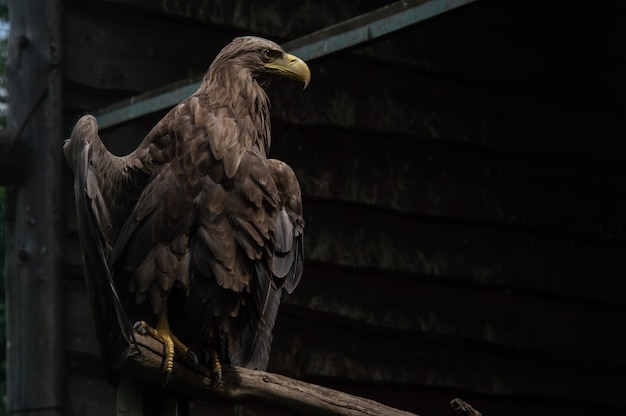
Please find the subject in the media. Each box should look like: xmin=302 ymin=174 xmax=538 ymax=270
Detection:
xmin=264 ymin=53 xmax=311 ymax=89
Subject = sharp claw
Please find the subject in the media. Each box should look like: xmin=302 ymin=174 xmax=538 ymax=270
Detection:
xmin=201 ymin=348 xmax=223 ymax=387
xmin=163 ymin=370 xmax=172 ymax=388
xmin=132 ymin=321 xmax=147 ymax=335
xmin=187 ymin=350 xmax=199 ymax=371
xmin=213 ymin=369 xmax=223 ymax=387
xmin=131 ymin=315 xmax=212 ymax=387
xmin=209 ymin=349 xmax=223 ymax=387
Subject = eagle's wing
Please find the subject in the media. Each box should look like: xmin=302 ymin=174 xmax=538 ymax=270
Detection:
xmin=63 ymin=115 xmax=150 ymax=383
xmin=241 ymin=158 xmax=304 ymax=370
xmin=268 ymin=158 xmax=304 ymax=293
xmin=185 ymin=148 xmax=281 ymax=371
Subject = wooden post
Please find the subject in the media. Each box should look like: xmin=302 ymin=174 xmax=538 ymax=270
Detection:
xmin=4 ymin=0 xmax=64 ymax=415
xmin=0 ymin=129 xmax=29 ymax=185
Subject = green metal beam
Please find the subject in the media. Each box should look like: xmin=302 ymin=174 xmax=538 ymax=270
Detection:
xmin=96 ymin=0 xmax=477 ymax=129
xmin=282 ymin=0 xmax=477 ymax=60
xmin=97 ymin=82 xmax=198 ymax=129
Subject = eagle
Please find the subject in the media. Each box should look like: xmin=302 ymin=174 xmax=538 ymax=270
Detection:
xmin=64 ymin=37 xmax=308 ymax=414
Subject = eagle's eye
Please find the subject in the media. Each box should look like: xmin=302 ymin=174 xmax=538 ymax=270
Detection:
xmin=261 ymin=49 xmax=278 ymax=62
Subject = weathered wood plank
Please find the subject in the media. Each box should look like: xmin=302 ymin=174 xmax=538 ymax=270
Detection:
xmin=301 ymin=200 xmax=625 ymax=302
xmin=63 ymin=3 xmax=233 ymax=92
xmin=268 ymin=315 xmax=626 ymax=409
xmin=284 ymin=263 xmax=626 ymax=366
xmin=472 ymin=0 xmax=626 ymax=61
xmin=271 ymin=125 xmax=626 ymax=242
xmin=89 ymin=0 xmax=394 ymax=41
xmin=346 ymin=1 xmax=626 ymax=104
xmin=268 ymin=58 xmax=625 ymax=166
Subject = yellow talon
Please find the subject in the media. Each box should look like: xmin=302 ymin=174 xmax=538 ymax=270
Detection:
xmin=132 ymin=307 xmax=221 ymax=387
xmin=132 ymin=307 xmax=194 ymax=386
xmin=208 ymin=348 xmax=222 ymax=386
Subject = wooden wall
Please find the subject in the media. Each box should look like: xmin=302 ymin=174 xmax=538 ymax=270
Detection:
xmin=60 ymin=0 xmax=626 ymax=415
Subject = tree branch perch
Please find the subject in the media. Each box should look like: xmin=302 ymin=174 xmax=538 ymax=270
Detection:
xmin=119 ymin=333 xmax=417 ymax=416
xmin=119 ymin=333 xmax=482 ymax=415
xmin=450 ymin=398 xmax=483 ymax=416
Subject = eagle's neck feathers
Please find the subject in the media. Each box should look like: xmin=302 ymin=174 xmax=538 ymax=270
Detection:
xmin=199 ymin=59 xmax=272 ymax=156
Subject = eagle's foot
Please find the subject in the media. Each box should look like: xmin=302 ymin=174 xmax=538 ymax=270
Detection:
xmin=132 ymin=318 xmax=197 ymax=387
xmin=203 ymin=347 xmax=223 ymax=387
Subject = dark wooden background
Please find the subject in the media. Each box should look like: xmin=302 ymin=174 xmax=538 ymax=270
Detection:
xmin=55 ymin=0 xmax=626 ymax=415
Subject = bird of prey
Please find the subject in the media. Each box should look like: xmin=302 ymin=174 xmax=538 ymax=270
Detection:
xmin=64 ymin=36 xmax=308 ymax=414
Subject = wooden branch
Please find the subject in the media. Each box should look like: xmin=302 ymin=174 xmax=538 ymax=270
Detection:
xmin=450 ymin=398 xmax=482 ymax=416
xmin=119 ymin=333 xmax=418 ymax=416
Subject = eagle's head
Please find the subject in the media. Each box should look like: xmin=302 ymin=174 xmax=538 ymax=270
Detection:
xmin=208 ymin=36 xmax=311 ymax=89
